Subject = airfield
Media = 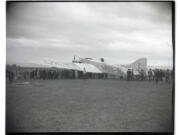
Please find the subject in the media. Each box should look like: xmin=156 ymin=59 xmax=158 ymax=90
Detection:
xmin=6 ymin=79 xmax=173 ymax=132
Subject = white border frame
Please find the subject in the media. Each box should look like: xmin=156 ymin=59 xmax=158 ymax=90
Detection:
xmin=0 ymin=0 xmax=6 ymax=134
xmin=0 ymin=1 xmax=179 ymax=135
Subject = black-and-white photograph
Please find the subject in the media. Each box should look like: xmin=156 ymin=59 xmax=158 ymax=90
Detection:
xmin=6 ymin=1 xmax=174 ymax=133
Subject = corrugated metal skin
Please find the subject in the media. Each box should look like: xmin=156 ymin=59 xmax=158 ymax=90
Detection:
xmin=42 ymin=61 xmax=81 ymax=70
xmin=79 ymin=59 xmax=125 ymax=76
xmin=37 ymin=61 xmax=102 ymax=73
xmin=74 ymin=63 xmax=102 ymax=73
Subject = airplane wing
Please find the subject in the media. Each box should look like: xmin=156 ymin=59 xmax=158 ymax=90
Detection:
xmin=42 ymin=60 xmax=81 ymax=70
xmin=35 ymin=60 xmax=102 ymax=73
xmin=22 ymin=58 xmax=146 ymax=76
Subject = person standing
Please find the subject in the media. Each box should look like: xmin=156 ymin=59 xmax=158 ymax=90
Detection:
xmin=159 ymin=69 xmax=163 ymax=81
xmin=140 ymin=69 xmax=145 ymax=81
xmin=165 ymin=69 xmax=170 ymax=82
xmin=127 ymin=69 xmax=131 ymax=81
xmin=131 ymin=69 xmax=134 ymax=81
xmin=148 ymin=69 xmax=153 ymax=81
xmin=83 ymin=67 xmax=87 ymax=80
xmin=155 ymin=69 xmax=159 ymax=84
xmin=171 ymin=70 xmax=173 ymax=82
xmin=9 ymin=70 xmax=14 ymax=83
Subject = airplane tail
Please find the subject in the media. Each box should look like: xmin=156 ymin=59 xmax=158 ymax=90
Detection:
xmin=127 ymin=58 xmax=147 ymax=71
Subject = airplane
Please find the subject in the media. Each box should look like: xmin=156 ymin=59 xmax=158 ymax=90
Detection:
xmin=36 ymin=56 xmax=148 ymax=79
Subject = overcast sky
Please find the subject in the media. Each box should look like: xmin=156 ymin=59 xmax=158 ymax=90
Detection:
xmin=6 ymin=2 xmax=173 ymax=66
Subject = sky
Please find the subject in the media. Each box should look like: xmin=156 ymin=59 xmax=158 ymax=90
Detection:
xmin=6 ymin=2 xmax=173 ymax=67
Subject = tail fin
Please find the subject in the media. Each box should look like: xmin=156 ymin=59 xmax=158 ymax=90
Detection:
xmin=127 ymin=58 xmax=147 ymax=71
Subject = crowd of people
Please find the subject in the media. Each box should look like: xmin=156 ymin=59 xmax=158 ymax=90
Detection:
xmin=6 ymin=68 xmax=78 ymax=82
xmin=6 ymin=68 xmax=107 ymax=83
xmin=29 ymin=69 xmax=76 ymax=80
xmin=126 ymin=68 xmax=173 ymax=83
xmin=6 ymin=66 xmax=173 ymax=83
xmin=151 ymin=69 xmax=172 ymax=83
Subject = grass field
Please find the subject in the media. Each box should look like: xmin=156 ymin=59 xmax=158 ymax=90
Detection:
xmin=6 ymin=79 xmax=173 ymax=132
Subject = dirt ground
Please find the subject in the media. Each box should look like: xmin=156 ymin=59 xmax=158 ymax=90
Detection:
xmin=6 ymin=79 xmax=173 ymax=132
